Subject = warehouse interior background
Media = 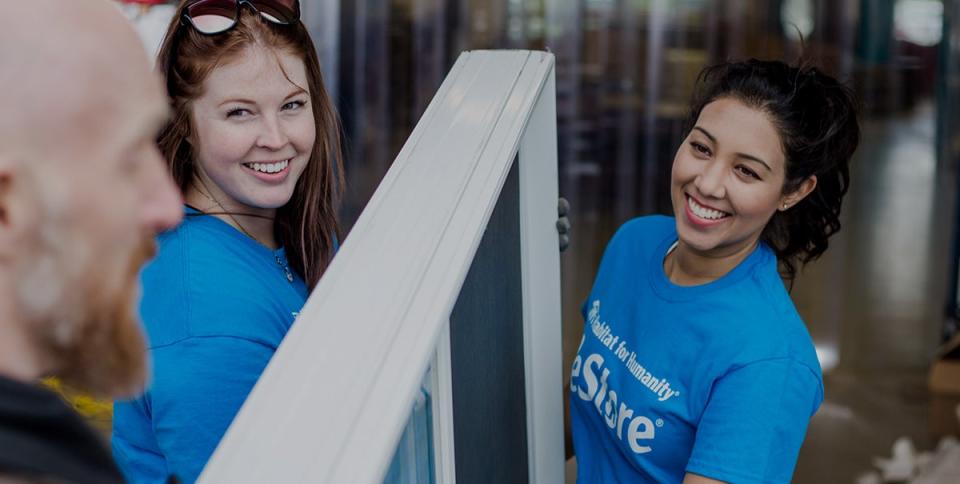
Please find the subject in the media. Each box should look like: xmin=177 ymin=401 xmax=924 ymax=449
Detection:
xmin=114 ymin=0 xmax=960 ymax=482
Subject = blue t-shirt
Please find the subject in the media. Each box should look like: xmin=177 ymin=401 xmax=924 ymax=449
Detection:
xmin=570 ymin=216 xmax=823 ymax=483
xmin=111 ymin=207 xmax=309 ymax=484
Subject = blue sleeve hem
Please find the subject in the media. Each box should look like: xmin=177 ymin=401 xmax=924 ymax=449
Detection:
xmin=686 ymin=460 xmax=785 ymax=484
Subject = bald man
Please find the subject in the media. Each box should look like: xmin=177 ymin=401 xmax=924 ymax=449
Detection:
xmin=0 ymin=1 xmax=182 ymax=482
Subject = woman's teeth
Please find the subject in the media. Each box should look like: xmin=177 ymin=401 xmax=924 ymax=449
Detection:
xmin=688 ymin=196 xmax=730 ymax=220
xmin=246 ymin=159 xmax=289 ymax=174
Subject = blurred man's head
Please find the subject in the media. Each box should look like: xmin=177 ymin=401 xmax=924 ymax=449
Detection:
xmin=0 ymin=0 xmax=182 ymax=398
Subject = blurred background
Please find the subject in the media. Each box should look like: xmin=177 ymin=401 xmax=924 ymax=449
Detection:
xmin=119 ymin=0 xmax=960 ymax=481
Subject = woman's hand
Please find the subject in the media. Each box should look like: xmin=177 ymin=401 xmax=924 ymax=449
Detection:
xmin=558 ymin=197 xmax=570 ymax=252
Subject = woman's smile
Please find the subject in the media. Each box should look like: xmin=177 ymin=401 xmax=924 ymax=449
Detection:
xmin=684 ymin=194 xmax=731 ymax=226
xmin=242 ymin=158 xmax=293 ymax=183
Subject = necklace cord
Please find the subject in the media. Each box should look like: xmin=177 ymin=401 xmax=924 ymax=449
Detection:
xmin=190 ymin=178 xmax=295 ymax=283
xmin=192 ymin=177 xmax=274 ymax=244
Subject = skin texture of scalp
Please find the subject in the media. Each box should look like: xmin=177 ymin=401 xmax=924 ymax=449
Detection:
xmin=0 ymin=0 xmax=166 ymax=168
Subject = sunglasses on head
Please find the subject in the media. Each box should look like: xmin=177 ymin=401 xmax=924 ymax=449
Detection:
xmin=181 ymin=0 xmax=300 ymax=35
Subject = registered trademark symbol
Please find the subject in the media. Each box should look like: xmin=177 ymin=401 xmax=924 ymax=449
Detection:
xmin=655 ymin=419 xmax=664 ymax=427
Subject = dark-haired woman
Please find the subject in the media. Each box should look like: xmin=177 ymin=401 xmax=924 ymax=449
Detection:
xmin=569 ymin=59 xmax=859 ymax=483
xmin=111 ymin=1 xmax=343 ymax=482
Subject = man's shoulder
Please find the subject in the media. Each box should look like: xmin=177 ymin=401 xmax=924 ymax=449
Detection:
xmin=0 ymin=377 xmax=123 ymax=484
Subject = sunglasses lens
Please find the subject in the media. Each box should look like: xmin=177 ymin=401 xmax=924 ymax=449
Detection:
xmin=186 ymin=0 xmax=238 ymax=34
xmin=252 ymin=0 xmax=299 ymax=24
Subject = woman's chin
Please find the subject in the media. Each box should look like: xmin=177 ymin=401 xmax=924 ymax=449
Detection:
xmin=241 ymin=193 xmax=296 ymax=211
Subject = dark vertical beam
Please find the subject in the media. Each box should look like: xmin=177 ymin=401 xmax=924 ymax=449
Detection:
xmin=615 ymin=0 xmax=640 ymax=222
xmin=941 ymin=0 xmax=960 ymax=341
xmin=449 ymin=159 xmax=529 ymax=484
xmin=412 ymin=0 xmax=448 ymax=118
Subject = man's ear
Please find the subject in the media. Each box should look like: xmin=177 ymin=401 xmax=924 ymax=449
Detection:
xmin=779 ymin=175 xmax=817 ymax=211
xmin=0 ymin=155 xmax=30 ymax=260
xmin=0 ymin=156 xmax=15 ymax=227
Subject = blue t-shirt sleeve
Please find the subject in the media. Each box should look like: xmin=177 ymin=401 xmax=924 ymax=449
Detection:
xmin=686 ymin=358 xmax=822 ymax=484
xmin=112 ymin=398 xmax=169 ymax=484
xmin=146 ymin=336 xmax=276 ymax=484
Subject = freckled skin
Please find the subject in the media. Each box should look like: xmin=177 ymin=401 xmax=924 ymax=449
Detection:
xmin=186 ymin=45 xmax=315 ymax=241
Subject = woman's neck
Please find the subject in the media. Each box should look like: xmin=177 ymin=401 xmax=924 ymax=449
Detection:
xmin=664 ymin=239 xmax=757 ymax=286
xmin=184 ymin=184 xmax=278 ymax=249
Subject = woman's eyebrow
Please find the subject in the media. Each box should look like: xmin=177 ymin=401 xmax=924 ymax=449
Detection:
xmin=695 ymin=126 xmax=772 ymax=172
xmin=216 ymin=89 xmax=307 ymax=108
xmin=218 ymin=98 xmax=256 ymax=108
xmin=736 ymin=153 xmax=772 ymax=172
xmin=284 ymin=87 xmax=308 ymax=100
xmin=693 ymin=126 xmax=716 ymax=143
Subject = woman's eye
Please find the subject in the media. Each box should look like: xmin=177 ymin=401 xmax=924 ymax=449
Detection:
xmin=690 ymin=142 xmax=711 ymax=156
xmin=736 ymin=165 xmax=761 ymax=180
xmin=226 ymin=108 xmax=251 ymax=118
xmin=282 ymin=100 xmax=306 ymax=111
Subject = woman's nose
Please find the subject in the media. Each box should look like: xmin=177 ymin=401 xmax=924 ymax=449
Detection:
xmin=257 ymin=115 xmax=289 ymax=150
xmin=694 ymin=159 xmax=726 ymax=200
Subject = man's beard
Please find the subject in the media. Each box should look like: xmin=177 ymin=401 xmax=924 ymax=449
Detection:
xmin=19 ymin=234 xmax=156 ymax=399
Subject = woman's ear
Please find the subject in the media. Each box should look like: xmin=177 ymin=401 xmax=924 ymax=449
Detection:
xmin=779 ymin=175 xmax=817 ymax=211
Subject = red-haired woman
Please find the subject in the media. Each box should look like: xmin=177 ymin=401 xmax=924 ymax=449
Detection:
xmin=112 ymin=2 xmax=343 ymax=482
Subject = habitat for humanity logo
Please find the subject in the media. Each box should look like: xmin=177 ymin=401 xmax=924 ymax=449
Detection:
xmin=588 ymin=301 xmax=679 ymax=402
xmin=571 ymin=300 xmax=682 ymax=455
